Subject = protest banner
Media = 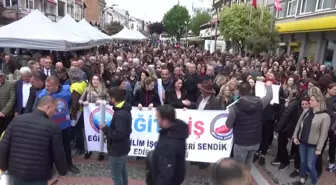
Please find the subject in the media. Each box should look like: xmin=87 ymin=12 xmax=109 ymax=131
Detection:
xmin=83 ymin=103 xmax=233 ymax=163
xmin=255 ymin=81 xmax=280 ymax=104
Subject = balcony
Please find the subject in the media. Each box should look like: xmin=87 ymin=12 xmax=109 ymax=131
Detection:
xmin=0 ymin=0 xmax=59 ymax=24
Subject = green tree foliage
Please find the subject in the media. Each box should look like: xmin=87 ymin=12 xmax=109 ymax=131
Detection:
xmin=148 ymin=22 xmax=165 ymax=35
xmin=105 ymin=21 xmax=124 ymax=35
xmin=219 ymin=4 xmax=279 ymax=54
xmin=189 ymin=11 xmax=211 ymax=36
xmin=163 ymin=5 xmax=190 ymax=40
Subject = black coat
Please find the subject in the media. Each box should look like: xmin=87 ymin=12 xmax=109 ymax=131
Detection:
xmin=164 ymin=89 xmax=188 ymax=109
xmin=275 ymin=100 xmax=300 ymax=137
xmin=133 ymin=88 xmax=161 ymax=107
xmin=184 ymin=73 xmax=201 ymax=102
xmin=0 ymin=110 xmax=68 ymax=181
xmin=24 ymin=86 xmax=44 ymax=114
xmin=152 ymin=119 xmax=189 ymax=185
xmin=103 ymin=102 xmax=132 ymax=157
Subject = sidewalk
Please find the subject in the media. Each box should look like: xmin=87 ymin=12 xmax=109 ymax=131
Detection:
xmin=48 ymin=149 xmax=336 ymax=185
xmin=49 ymin=153 xmax=258 ymax=185
xmin=253 ymin=145 xmax=336 ymax=185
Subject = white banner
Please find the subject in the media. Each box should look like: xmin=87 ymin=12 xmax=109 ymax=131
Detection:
xmin=83 ymin=103 xmax=233 ymax=163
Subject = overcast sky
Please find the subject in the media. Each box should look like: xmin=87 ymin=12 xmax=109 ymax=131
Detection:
xmin=106 ymin=0 xmax=212 ymax=22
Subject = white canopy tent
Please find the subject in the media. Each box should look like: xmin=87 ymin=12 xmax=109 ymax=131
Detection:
xmin=133 ymin=30 xmax=147 ymax=40
xmin=77 ymin=19 xmax=111 ymax=43
xmin=0 ymin=10 xmax=92 ymax=51
xmin=111 ymin=28 xmax=147 ymax=40
xmin=57 ymin=14 xmax=102 ymax=46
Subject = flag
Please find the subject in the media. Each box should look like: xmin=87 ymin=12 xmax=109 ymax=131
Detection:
xmin=252 ymin=0 xmax=257 ymax=8
xmin=274 ymin=0 xmax=282 ymax=11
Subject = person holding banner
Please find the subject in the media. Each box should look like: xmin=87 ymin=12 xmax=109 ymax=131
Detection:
xmin=99 ymin=87 xmax=132 ymax=185
xmin=79 ymin=74 xmax=108 ymax=161
xmin=164 ymin=77 xmax=189 ymax=109
xmin=189 ymin=80 xmax=221 ymax=169
xmin=133 ymin=77 xmax=161 ymax=110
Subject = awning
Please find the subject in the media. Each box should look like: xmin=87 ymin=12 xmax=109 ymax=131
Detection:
xmin=276 ymin=16 xmax=336 ymax=33
xmin=47 ymin=0 xmax=57 ymax=5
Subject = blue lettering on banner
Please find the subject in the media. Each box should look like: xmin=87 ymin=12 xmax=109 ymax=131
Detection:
xmin=197 ymin=143 xmax=227 ymax=151
xmin=87 ymin=135 xmax=107 ymax=143
xmin=133 ymin=114 xmax=159 ymax=133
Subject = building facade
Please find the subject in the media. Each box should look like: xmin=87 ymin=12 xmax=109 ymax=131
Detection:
xmin=103 ymin=7 xmax=129 ymax=27
xmin=269 ymin=0 xmax=336 ymax=66
xmin=128 ymin=16 xmax=144 ymax=31
xmin=202 ymin=0 xmax=267 ymax=39
xmin=1 ymin=0 xmax=84 ymax=23
xmin=84 ymin=0 xmax=105 ymax=24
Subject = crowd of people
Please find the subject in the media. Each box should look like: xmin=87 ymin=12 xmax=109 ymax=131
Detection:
xmin=0 ymin=42 xmax=335 ymax=185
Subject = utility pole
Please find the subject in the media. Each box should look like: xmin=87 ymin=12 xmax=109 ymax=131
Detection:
xmin=214 ymin=8 xmax=218 ymax=51
xmin=16 ymin=1 xmax=19 ymax=20
xmin=186 ymin=21 xmax=189 ymax=47
xmin=212 ymin=0 xmax=220 ymax=51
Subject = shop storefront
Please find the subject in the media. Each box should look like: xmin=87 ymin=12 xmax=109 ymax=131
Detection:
xmin=276 ymin=16 xmax=336 ymax=67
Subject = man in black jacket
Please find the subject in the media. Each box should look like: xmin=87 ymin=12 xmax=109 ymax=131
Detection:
xmin=100 ymin=87 xmax=132 ymax=185
xmin=226 ymin=81 xmax=273 ymax=170
xmin=151 ymin=105 xmax=189 ymax=185
xmin=24 ymin=72 xmax=46 ymax=113
xmin=0 ymin=96 xmax=68 ymax=185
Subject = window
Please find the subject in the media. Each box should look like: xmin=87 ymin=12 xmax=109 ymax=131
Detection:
xmin=316 ymin=0 xmax=333 ymax=10
xmin=24 ymin=0 xmax=33 ymax=9
xmin=324 ymin=41 xmax=336 ymax=66
xmin=29 ymin=0 xmax=33 ymax=9
xmin=287 ymin=0 xmax=298 ymax=16
xmin=67 ymin=4 xmax=73 ymax=16
xmin=300 ymin=0 xmax=315 ymax=14
xmin=45 ymin=3 xmax=56 ymax=15
xmin=5 ymin=0 xmax=11 ymax=6
xmin=34 ymin=0 xmax=41 ymax=11
xmin=58 ymin=1 xmax=65 ymax=16
xmin=18 ymin=0 xmax=25 ymax=8
xmin=74 ymin=4 xmax=81 ymax=20
xmin=276 ymin=3 xmax=286 ymax=18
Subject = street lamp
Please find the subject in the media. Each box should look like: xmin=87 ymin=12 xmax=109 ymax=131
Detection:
xmin=177 ymin=21 xmax=189 ymax=45
xmin=185 ymin=21 xmax=189 ymax=47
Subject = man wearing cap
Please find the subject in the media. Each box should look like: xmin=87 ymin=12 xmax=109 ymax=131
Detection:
xmin=0 ymin=70 xmax=15 ymax=135
xmin=189 ymin=80 xmax=221 ymax=169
